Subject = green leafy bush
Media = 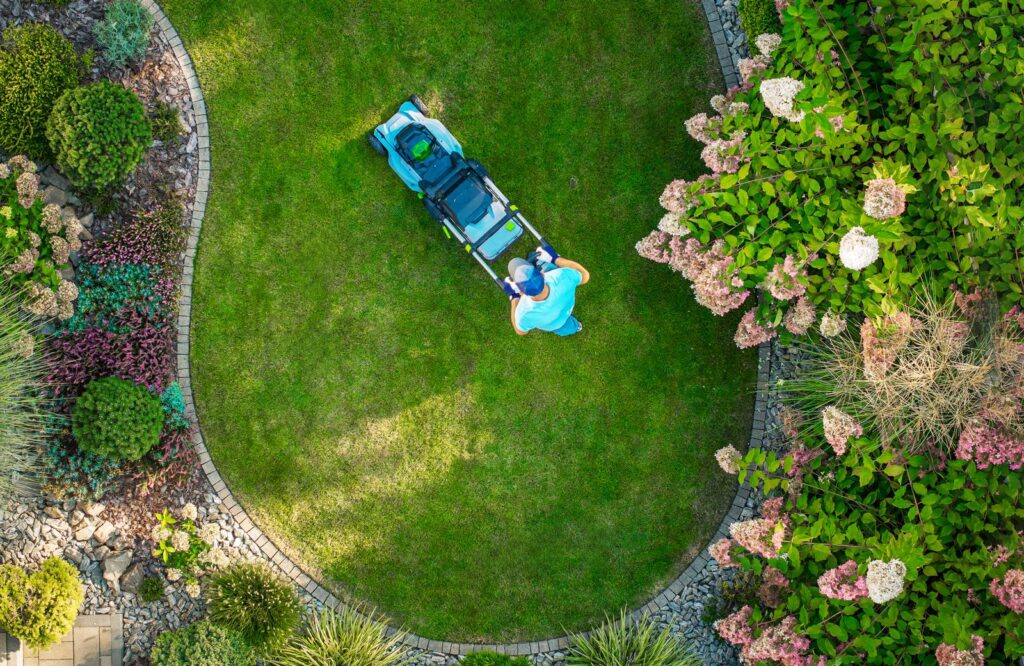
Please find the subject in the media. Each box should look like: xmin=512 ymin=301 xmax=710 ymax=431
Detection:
xmin=206 ymin=562 xmax=301 ymax=654
xmin=567 ymin=611 xmax=699 ymax=666
xmin=42 ymin=438 xmax=123 ymax=501
xmin=71 ymin=376 xmax=164 ymax=461
xmin=461 ymin=652 xmax=529 ymax=666
xmin=639 ymin=1 xmax=1024 ymax=346
xmin=94 ymin=0 xmax=154 ymax=68
xmin=138 ymin=576 xmax=164 ymax=603
xmin=0 ymin=558 xmax=84 ymax=650
xmin=273 ymin=607 xmax=408 ymax=666
xmin=46 ymin=81 xmax=151 ymax=190
xmin=737 ymin=0 xmax=782 ymax=53
xmin=0 ymin=289 xmax=49 ymax=503
xmin=0 ymin=23 xmax=81 ymax=158
xmin=150 ymin=100 xmax=185 ymax=143
xmin=150 ymin=620 xmax=255 ymax=666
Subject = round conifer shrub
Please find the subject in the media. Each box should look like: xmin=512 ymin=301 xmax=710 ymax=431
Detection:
xmin=150 ymin=620 xmax=255 ymax=666
xmin=94 ymin=0 xmax=154 ymax=68
xmin=0 ymin=23 xmax=81 ymax=158
xmin=46 ymin=81 xmax=151 ymax=190
xmin=71 ymin=376 xmax=163 ymax=462
xmin=0 ymin=558 xmax=84 ymax=651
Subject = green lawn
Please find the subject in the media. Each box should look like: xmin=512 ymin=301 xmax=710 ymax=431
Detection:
xmin=163 ymin=0 xmax=756 ymax=642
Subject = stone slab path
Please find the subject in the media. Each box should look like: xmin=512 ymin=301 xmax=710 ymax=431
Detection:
xmin=0 ymin=615 xmax=122 ymax=666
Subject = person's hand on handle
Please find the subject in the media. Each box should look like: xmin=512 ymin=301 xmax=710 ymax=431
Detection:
xmin=502 ymin=277 xmax=521 ymax=300
xmin=535 ymin=243 xmax=559 ymax=264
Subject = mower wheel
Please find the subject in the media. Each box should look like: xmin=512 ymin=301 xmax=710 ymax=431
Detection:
xmin=367 ymin=131 xmax=387 ymax=156
xmin=409 ymin=94 xmax=429 ymax=116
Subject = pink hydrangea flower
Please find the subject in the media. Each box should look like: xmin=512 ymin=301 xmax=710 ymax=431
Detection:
xmin=735 ymin=310 xmax=778 ymax=349
xmin=763 ymin=255 xmax=807 ymax=301
xmin=731 ymin=518 xmax=787 ymax=558
xmin=821 ymin=406 xmax=862 ymax=456
xmin=659 ymin=174 xmax=718 ymax=214
xmin=714 ymin=605 xmax=753 ymax=645
xmin=759 ymin=565 xmax=789 ymax=608
xmin=817 ymin=560 xmax=868 ymax=601
xmin=709 ymin=538 xmax=739 ymax=569
xmin=685 ymin=113 xmax=721 ymax=144
xmin=784 ymin=296 xmax=816 ymax=335
xmin=956 ymin=420 xmax=1024 ymax=470
xmin=761 ymin=497 xmax=785 ymax=521
xmin=935 ymin=635 xmax=985 ymax=666
xmin=742 ymin=616 xmax=811 ymax=666
xmin=863 ymin=178 xmax=907 ymax=219
xmin=990 ymin=569 xmax=1024 ymax=613
xmin=738 ymin=56 xmax=770 ymax=86
xmin=635 ymin=230 xmax=672 ymax=264
xmin=700 ymin=134 xmax=745 ymax=174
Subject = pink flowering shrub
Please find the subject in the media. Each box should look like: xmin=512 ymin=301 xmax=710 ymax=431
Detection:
xmin=935 ymin=635 xmax=985 ymax=666
xmin=816 ymin=560 xmax=867 ymax=601
xmin=990 ymin=570 xmax=1024 ymax=614
xmin=956 ymin=420 xmax=1024 ymax=471
xmin=709 ymin=538 xmax=739 ymax=569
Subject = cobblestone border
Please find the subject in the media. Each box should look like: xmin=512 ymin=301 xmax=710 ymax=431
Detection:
xmin=151 ymin=0 xmax=763 ymax=657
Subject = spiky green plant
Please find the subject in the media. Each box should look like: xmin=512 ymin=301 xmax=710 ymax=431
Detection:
xmin=0 ymin=288 xmax=49 ymax=502
xmin=567 ymin=611 xmax=699 ymax=666
xmin=272 ymin=606 xmax=408 ymax=666
xmin=205 ymin=562 xmax=301 ymax=654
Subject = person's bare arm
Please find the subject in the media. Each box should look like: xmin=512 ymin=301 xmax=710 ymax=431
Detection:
xmin=554 ymin=257 xmax=590 ymax=284
xmin=510 ymin=298 xmax=528 ymax=335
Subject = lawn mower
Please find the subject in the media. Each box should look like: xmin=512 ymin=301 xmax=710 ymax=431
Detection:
xmin=368 ymin=95 xmax=557 ymax=296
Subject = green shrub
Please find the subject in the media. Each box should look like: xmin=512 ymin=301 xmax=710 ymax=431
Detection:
xmin=71 ymin=376 xmax=164 ymax=461
xmin=150 ymin=100 xmax=185 ymax=143
xmin=737 ymin=0 xmax=782 ymax=53
xmin=151 ymin=620 xmax=255 ymax=666
xmin=0 ymin=289 xmax=50 ymax=503
xmin=0 ymin=24 xmax=81 ymax=158
xmin=0 ymin=558 xmax=84 ymax=651
xmin=138 ymin=576 xmax=164 ymax=603
xmin=273 ymin=607 xmax=408 ymax=666
xmin=42 ymin=438 xmax=123 ymax=501
xmin=461 ymin=652 xmax=529 ymax=666
xmin=206 ymin=563 xmax=301 ymax=654
xmin=95 ymin=0 xmax=154 ymax=68
xmin=567 ymin=611 xmax=699 ymax=666
xmin=46 ymin=81 xmax=151 ymax=190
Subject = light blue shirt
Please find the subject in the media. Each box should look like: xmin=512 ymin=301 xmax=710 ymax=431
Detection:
xmin=514 ymin=267 xmax=583 ymax=332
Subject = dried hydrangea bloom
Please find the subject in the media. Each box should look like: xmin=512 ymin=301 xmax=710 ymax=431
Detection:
xmin=715 ymin=445 xmax=743 ymax=474
xmin=865 ymin=559 xmax=907 ymax=603
xmin=989 ymin=544 xmax=1011 ymax=567
xmin=26 ymin=231 xmax=41 ymax=249
xmin=166 ymin=568 xmax=183 ymax=582
xmin=41 ymin=204 xmax=64 ymax=234
xmin=24 ymin=283 xmax=58 ymax=318
xmin=181 ymin=503 xmax=198 ymax=521
xmin=861 ymin=312 xmax=914 ymax=379
xmin=755 ymin=33 xmax=782 ymax=57
xmin=762 ymin=255 xmax=806 ymax=301
xmin=783 ymin=297 xmax=816 ymax=335
xmin=685 ymin=112 xmax=720 ymax=144
xmin=714 ymin=605 xmax=754 ymax=646
xmin=171 ymin=530 xmax=190 ymax=552
xmin=152 ymin=525 xmax=172 ymax=542
xmin=742 ymin=615 xmax=811 ymax=664
xmin=839 ymin=226 xmax=879 ymax=270
xmin=819 ymin=311 xmax=847 ymax=338
xmin=730 ymin=517 xmax=787 ymax=558
xmin=709 ymin=538 xmax=739 ymax=569
xmin=635 ymin=230 xmax=672 ymax=264
xmin=16 ymin=172 xmax=39 ymax=208
xmin=935 ymin=635 xmax=985 ymax=666
xmin=817 ymin=560 xmax=868 ymax=601
xmin=7 ymin=155 xmax=36 ymax=175
xmin=692 ymin=248 xmax=749 ymax=315
xmin=7 ymin=247 xmax=39 ymax=275
xmin=185 ymin=582 xmax=201 ymax=598
xmin=12 ymin=333 xmax=34 ymax=359
xmin=56 ymin=300 xmax=74 ymax=321
xmin=735 ymin=310 xmax=778 ymax=349
xmin=199 ymin=522 xmax=219 ymax=544
xmin=990 ymin=569 xmax=1024 ymax=613
xmin=56 ymin=280 xmax=79 ymax=303
xmin=779 ymin=407 xmax=803 ymax=439
xmin=821 ymin=406 xmax=862 ymax=456
xmin=50 ymin=236 xmax=71 ymax=265
xmin=710 ymin=94 xmax=727 ymax=114
xmin=657 ymin=212 xmax=689 ymax=237
xmin=758 ymin=565 xmax=789 ymax=608
xmin=760 ymin=77 xmax=806 ymax=122
xmin=727 ymin=101 xmax=749 ymax=116
xmin=863 ymin=177 xmax=907 ymax=219
xmin=0 ymin=164 xmax=9 ymax=179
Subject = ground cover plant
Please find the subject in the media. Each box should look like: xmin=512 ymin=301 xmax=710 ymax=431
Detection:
xmin=94 ymin=0 xmax=154 ymax=68
xmin=161 ymin=0 xmax=755 ymax=640
xmin=638 ymin=0 xmax=1024 ymax=348
xmin=150 ymin=619 xmax=255 ymax=666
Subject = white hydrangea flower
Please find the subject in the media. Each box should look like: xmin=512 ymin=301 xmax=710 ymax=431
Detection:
xmin=819 ymin=311 xmax=848 ymax=338
xmin=198 ymin=523 xmax=219 ymax=544
xmin=151 ymin=525 xmax=172 ymax=543
xmin=185 ymin=582 xmax=201 ymax=598
xmin=866 ymin=559 xmax=907 ymax=603
xmin=180 ymin=503 xmax=198 ymax=521
xmin=171 ymin=530 xmax=190 ymax=552
xmin=166 ymin=568 xmax=183 ymax=582
xmin=657 ymin=212 xmax=690 ymax=237
xmin=710 ymin=94 xmax=727 ymax=114
xmin=715 ymin=445 xmax=743 ymax=475
xmin=760 ymin=77 xmax=806 ymax=122
xmin=755 ymin=33 xmax=782 ymax=57
xmin=839 ymin=227 xmax=879 ymax=271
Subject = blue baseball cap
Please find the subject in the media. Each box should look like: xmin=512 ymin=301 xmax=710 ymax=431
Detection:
xmin=509 ymin=258 xmax=545 ymax=296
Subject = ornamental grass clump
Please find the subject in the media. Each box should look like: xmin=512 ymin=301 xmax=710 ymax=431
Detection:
xmin=273 ymin=607 xmax=409 ymax=666
xmin=567 ymin=610 xmax=699 ymax=666
xmin=46 ymin=81 xmax=151 ymax=190
xmin=0 ymin=24 xmax=81 ymax=158
xmin=0 ymin=558 xmax=84 ymax=650
xmin=0 ymin=289 xmax=49 ymax=503
xmin=71 ymin=376 xmax=164 ymax=461
xmin=206 ymin=562 xmax=301 ymax=654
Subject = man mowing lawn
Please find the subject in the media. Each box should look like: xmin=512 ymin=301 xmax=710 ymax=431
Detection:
xmin=505 ymin=245 xmax=590 ymax=337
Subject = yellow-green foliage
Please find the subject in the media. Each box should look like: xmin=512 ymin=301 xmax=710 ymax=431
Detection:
xmin=0 ymin=558 xmax=84 ymax=650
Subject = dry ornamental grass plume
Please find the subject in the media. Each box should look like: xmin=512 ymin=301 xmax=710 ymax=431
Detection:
xmin=787 ymin=291 xmax=1024 ymax=455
